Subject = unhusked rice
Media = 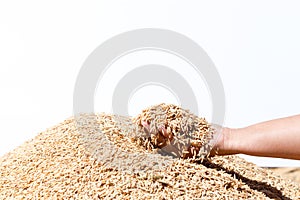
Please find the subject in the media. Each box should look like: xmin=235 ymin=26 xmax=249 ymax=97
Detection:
xmin=132 ymin=103 xmax=215 ymax=159
xmin=0 ymin=104 xmax=299 ymax=199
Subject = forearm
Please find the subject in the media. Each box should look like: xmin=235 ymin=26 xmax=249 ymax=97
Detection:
xmin=217 ymin=115 xmax=300 ymax=160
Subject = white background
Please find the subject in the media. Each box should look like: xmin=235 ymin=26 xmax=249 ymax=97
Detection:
xmin=1 ymin=0 xmax=300 ymax=167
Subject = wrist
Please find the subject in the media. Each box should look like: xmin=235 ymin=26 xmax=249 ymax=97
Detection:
xmin=213 ymin=127 xmax=240 ymax=155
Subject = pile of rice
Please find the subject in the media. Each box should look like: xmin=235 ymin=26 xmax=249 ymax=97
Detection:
xmin=0 ymin=104 xmax=299 ymax=199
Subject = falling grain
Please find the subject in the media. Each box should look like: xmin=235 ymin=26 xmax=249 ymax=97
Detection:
xmin=0 ymin=104 xmax=299 ymax=199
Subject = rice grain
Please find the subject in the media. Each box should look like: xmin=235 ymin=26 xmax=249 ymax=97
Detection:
xmin=0 ymin=104 xmax=299 ymax=199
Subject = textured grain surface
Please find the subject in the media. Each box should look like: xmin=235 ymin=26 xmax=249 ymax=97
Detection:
xmin=270 ymin=168 xmax=300 ymax=185
xmin=0 ymin=104 xmax=300 ymax=199
xmin=132 ymin=103 xmax=214 ymax=159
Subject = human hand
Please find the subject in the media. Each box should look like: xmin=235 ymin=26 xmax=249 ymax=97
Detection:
xmin=141 ymin=121 xmax=231 ymax=158
xmin=134 ymin=103 xmax=234 ymax=159
xmin=141 ymin=121 xmax=173 ymax=148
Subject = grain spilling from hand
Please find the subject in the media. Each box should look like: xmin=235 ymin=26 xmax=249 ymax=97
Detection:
xmin=132 ymin=103 xmax=215 ymax=159
xmin=0 ymin=105 xmax=299 ymax=199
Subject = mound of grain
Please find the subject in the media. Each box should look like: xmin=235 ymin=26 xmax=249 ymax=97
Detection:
xmin=0 ymin=106 xmax=300 ymax=199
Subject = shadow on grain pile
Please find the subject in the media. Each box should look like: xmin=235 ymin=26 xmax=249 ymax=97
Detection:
xmin=0 ymin=103 xmax=299 ymax=199
xmin=200 ymin=159 xmax=292 ymax=200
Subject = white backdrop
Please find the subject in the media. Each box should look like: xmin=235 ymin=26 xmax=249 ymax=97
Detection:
xmin=1 ymin=0 xmax=300 ymax=167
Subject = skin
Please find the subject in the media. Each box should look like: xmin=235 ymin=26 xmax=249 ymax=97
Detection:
xmin=142 ymin=115 xmax=300 ymax=160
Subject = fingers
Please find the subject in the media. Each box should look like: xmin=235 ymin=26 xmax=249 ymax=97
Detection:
xmin=141 ymin=120 xmax=201 ymax=158
xmin=140 ymin=121 xmax=226 ymax=159
xmin=141 ymin=121 xmax=173 ymax=140
xmin=141 ymin=121 xmax=172 ymax=148
xmin=141 ymin=121 xmax=150 ymax=132
xmin=159 ymin=126 xmax=173 ymax=141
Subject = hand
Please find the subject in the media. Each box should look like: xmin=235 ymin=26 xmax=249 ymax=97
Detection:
xmin=142 ymin=114 xmax=300 ymax=160
xmin=141 ymin=121 xmax=172 ymax=148
xmin=141 ymin=121 xmax=228 ymax=158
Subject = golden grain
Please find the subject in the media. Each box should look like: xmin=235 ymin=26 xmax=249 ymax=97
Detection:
xmin=0 ymin=104 xmax=299 ymax=199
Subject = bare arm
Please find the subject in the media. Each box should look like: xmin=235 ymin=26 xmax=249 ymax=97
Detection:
xmin=215 ymin=115 xmax=300 ymax=160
